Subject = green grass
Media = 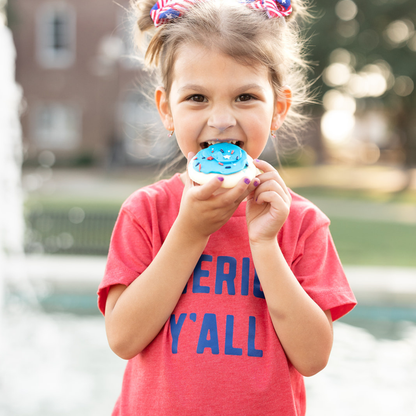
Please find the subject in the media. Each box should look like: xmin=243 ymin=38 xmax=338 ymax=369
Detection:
xmin=293 ymin=186 xmax=416 ymax=205
xmin=24 ymin=191 xmax=416 ymax=267
xmin=330 ymin=218 xmax=416 ymax=267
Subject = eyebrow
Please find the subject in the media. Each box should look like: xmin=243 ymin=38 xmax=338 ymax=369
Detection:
xmin=177 ymin=83 xmax=265 ymax=95
xmin=177 ymin=84 xmax=208 ymax=94
xmin=234 ymin=84 xmax=266 ymax=95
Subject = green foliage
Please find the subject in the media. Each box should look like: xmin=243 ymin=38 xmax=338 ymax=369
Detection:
xmin=308 ymin=0 xmax=416 ymax=105
xmin=306 ymin=0 xmax=416 ymax=167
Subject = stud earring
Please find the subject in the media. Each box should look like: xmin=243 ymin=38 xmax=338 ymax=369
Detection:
xmin=270 ymin=130 xmax=277 ymax=139
xmin=167 ymin=130 xmax=174 ymax=137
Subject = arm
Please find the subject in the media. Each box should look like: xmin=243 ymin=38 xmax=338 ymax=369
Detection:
xmin=105 ymin=218 xmax=209 ymax=359
xmin=247 ymin=160 xmax=333 ymax=377
xmin=105 ymin=160 xmax=258 ymax=360
xmin=250 ymin=240 xmax=333 ymax=377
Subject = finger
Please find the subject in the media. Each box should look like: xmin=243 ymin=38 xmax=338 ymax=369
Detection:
xmin=253 ymin=180 xmax=291 ymax=206
xmin=235 ymin=177 xmax=261 ymax=205
xmin=253 ymin=158 xmax=275 ymax=173
xmin=254 ymin=160 xmax=291 ymax=201
xmin=192 ymin=175 xmax=225 ymax=201
xmin=256 ymin=191 xmax=290 ymax=217
xmin=219 ymin=176 xmax=254 ymax=205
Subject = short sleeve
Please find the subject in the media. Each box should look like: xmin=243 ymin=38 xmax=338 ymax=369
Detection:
xmin=292 ymin=224 xmax=357 ymax=321
xmin=97 ymin=207 xmax=153 ymax=315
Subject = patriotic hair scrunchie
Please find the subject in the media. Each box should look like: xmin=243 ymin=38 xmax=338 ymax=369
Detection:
xmin=150 ymin=0 xmax=292 ymax=28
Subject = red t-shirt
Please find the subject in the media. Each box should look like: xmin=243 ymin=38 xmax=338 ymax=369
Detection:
xmin=98 ymin=173 xmax=356 ymax=416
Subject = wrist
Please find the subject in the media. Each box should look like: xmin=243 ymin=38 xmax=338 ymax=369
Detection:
xmin=173 ymin=215 xmax=210 ymax=246
xmin=249 ymin=237 xmax=280 ymax=250
xmin=249 ymin=238 xmax=284 ymax=262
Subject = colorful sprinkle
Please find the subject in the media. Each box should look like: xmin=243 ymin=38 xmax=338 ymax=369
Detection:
xmin=192 ymin=143 xmax=248 ymax=176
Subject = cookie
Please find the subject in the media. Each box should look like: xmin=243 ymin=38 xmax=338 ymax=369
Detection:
xmin=188 ymin=143 xmax=261 ymax=188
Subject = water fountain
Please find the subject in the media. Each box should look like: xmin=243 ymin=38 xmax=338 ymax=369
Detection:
xmin=0 ymin=10 xmax=125 ymax=415
xmin=0 ymin=5 xmax=25 ymax=314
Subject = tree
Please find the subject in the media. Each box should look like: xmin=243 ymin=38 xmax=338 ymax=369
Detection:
xmin=306 ymin=0 xmax=416 ymax=174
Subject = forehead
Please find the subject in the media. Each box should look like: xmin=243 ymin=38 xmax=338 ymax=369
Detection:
xmin=171 ymin=43 xmax=271 ymax=91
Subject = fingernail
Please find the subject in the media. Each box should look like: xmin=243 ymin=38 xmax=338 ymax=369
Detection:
xmin=255 ymin=159 xmax=260 ymax=162
xmin=254 ymin=179 xmax=260 ymax=187
xmin=218 ymin=177 xmax=224 ymax=182
xmin=244 ymin=178 xmax=250 ymax=185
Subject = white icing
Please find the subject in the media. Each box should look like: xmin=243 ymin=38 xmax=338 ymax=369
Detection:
xmin=188 ymin=154 xmax=262 ymax=188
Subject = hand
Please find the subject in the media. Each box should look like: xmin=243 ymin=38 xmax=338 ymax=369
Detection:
xmin=246 ymin=159 xmax=291 ymax=244
xmin=177 ymin=152 xmax=259 ymax=241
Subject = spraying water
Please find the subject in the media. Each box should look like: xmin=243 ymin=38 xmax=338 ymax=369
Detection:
xmin=0 ymin=8 xmax=25 ymax=312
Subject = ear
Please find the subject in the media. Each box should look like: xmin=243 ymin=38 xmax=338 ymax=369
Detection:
xmin=271 ymin=87 xmax=292 ymax=131
xmin=155 ymin=87 xmax=174 ymax=131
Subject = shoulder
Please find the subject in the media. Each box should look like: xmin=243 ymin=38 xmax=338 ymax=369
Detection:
xmin=284 ymin=189 xmax=330 ymax=236
xmin=278 ymin=189 xmax=333 ymax=262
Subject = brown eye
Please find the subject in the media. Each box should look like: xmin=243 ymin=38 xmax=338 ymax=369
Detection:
xmin=190 ymin=95 xmax=206 ymax=102
xmin=237 ymin=94 xmax=253 ymax=102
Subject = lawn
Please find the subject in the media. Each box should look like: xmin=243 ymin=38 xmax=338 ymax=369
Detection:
xmin=24 ymin=197 xmax=416 ymax=267
xmin=329 ymin=218 xmax=416 ymax=268
xmin=24 ymin=163 xmax=416 ymax=267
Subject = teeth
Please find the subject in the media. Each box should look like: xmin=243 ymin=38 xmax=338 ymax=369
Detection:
xmin=205 ymin=140 xmax=238 ymax=146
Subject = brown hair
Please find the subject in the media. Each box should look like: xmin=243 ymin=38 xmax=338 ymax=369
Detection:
xmin=131 ymin=0 xmax=314 ymax=162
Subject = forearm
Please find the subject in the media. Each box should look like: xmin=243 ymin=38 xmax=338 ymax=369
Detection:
xmin=106 ymin=218 xmax=208 ymax=359
xmin=250 ymin=239 xmax=333 ymax=377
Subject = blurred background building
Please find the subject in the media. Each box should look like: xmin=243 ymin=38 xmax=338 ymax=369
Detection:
xmin=9 ymin=0 xmax=172 ymax=168
xmin=4 ymin=0 xmax=416 ymax=258
xmin=7 ymin=0 xmax=416 ymax=174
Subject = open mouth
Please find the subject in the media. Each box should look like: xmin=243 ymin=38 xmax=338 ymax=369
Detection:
xmin=200 ymin=140 xmax=244 ymax=149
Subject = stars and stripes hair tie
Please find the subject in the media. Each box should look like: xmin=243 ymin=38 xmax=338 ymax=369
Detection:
xmin=150 ymin=0 xmax=292 ymax=28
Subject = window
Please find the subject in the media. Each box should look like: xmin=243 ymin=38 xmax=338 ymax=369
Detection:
xmin=33 ymin=103 xmax=81 ymax=149
xmin=36 ymin=2 xmax=76 ymax=68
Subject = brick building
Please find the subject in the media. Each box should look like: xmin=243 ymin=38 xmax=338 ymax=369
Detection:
xmin=10 ymin=0 xmax=172 ymax=166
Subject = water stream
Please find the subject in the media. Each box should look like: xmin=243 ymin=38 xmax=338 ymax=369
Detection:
xmin=0 ymin=10 xmax=25 ymax=312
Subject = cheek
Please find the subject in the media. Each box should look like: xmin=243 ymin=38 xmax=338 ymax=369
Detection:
xmin=244 ymin=115 xmax=271 ymax=137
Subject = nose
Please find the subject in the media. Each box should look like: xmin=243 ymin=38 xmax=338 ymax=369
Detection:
xmin=207 ymin=107 xmax=236 ymax=132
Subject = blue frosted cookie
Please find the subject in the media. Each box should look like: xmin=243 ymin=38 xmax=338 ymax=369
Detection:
xmin=188 ymin=143 xmax=260 ymax=188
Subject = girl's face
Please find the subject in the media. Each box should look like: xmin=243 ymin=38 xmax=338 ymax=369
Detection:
xmin=156 ymin=43 xmax=291 ymax=160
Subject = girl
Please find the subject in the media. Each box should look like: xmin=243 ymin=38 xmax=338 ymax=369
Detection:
xmin=98 ymin=0 xmax=357 ymax=414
